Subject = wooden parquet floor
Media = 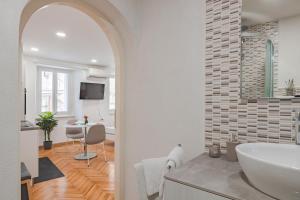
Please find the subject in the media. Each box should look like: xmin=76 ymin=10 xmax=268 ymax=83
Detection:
xmin=33 ymin=140 xmax=115 ymax=200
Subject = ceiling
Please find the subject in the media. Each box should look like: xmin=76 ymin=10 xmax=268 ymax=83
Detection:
xmin=22 ymin=5 xmax=115 ymax=68
xmin=242 ymin=0 xmax=300 ymax=26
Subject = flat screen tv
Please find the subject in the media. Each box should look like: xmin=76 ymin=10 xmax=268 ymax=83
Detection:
xmin=80 ymin=82 xmax=105 ymax=100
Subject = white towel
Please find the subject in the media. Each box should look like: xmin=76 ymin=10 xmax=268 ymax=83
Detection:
xmin=142 ymin=157 xmax=167 ymax=196
xmin=159 ymin=146 xmax=184 ymax=199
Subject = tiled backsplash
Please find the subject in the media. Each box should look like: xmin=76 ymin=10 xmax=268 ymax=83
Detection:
xmin=205 ymin=0 xmax=296 ymax=150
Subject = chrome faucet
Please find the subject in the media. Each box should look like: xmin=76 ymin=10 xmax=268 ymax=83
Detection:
xmin=293 ymin=109 xmax=300 ymax=145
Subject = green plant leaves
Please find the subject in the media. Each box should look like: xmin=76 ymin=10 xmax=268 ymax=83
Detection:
xmin=36 ymin=112 xmax=58 ymax=141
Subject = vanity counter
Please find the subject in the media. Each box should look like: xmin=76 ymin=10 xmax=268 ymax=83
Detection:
xmin=165 ymin=153 xmax=276 ymax=200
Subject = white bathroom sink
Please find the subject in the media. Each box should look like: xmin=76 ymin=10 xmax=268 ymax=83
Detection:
xmin=236 ymin=143 xmax=300 ymax=200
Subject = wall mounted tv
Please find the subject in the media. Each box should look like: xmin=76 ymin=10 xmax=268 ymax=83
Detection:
xmin=80 ymin=82 xmax=105 ymax=100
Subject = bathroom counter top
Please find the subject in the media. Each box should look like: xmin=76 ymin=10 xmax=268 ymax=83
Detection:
xmin=165 ymin=153 xmax=276 ymax=200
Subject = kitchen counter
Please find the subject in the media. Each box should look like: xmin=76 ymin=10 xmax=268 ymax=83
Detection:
xmin=165 ymin=154 xmax=276 ymax=200
xmin=20 ymin=121 xmax=40 ymax=178
xmin=21 ymin=120 xmax=40 ymax=131
xmin=21 ymin=126 xmax=40 ymax=131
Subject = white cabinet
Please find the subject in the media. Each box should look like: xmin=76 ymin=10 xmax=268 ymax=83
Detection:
xmin=105 ymin=126 xmax=115 ymax=141
xmin=164 ymin=180 xmax=230 ymax=200
xmin=20 ymin=130 xmax=39 ymax=178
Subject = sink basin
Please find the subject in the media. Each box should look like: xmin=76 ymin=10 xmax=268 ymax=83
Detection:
xmin=236 ymin=143 xmax=300 ymax=200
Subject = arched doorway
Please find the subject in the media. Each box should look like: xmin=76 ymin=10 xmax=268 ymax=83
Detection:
xmin=19 ymin=1 xmax=134 ymax=199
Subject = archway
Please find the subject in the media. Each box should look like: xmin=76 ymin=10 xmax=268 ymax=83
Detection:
xmin=19 ymin=1 xmax=134 ymax=199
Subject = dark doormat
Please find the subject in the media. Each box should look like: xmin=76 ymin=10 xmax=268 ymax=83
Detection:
xmin=33 ymin=157 xmax=64 ymax=184
xmin=21 ymin=184 xmax=28 ymax=200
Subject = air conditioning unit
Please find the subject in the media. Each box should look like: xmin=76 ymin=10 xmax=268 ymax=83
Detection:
xmin=87 ymin=68 xmax=109 ymax=78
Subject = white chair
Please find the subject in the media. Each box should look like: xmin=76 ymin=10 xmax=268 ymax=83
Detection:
xmin=21 ymin=162 xmax=32 ymax=200
xmin=65 ymin=119 xmax=84 ymax=144
xmin=85 ymin=124 xmax=107 ymax=166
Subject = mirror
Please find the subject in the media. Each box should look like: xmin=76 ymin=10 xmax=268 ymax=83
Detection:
xmin=241 ymin=0 xmax=300 ymax=99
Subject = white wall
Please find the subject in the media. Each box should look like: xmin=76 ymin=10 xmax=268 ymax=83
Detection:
xmin=278 ymin=15 xmax=300 ymax=88
xmin=124 ymin=0 xmax=206 ymax=199
xmin=0 ymin=0 xmax=206 ymax=199
xmin=73 ymin=70 xmax=115 ymax=126
xmin=23 ymin=56 xmax=114 ymax=145
xmin=0 ymin=1 xmax=27 ymax=199
xmin=107 ymin=0 xmax=140 ymax=33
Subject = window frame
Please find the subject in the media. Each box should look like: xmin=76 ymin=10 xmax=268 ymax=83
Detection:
xmin=37 ymin=66 xmax=72 ymax=116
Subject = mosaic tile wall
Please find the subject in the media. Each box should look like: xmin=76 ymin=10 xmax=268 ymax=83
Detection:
xmin=205 ymin=0 xmax=297 ymax=150
xmin=241 ymin=22 xmax=279 ymax=99
xmin=277 ymin=87 xmax=300 ymax=97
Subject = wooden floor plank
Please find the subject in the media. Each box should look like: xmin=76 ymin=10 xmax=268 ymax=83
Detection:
xmin=32 ymin=140 xmax=115 ymax=200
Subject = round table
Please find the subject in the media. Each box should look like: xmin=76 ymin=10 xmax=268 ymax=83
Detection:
xmin=65 ymin=122 xmax=97 ymax=160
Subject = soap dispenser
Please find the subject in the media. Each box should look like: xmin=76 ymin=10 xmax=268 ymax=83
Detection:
xmin=226 ymin=133 xmax=240 ymax=162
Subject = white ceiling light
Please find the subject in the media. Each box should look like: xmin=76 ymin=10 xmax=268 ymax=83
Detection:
xmin=30 ymin=47 xmax=39 ymax=52
xmin=56 ymin=32 xmax=66 ymax=38
xmin=91 ymin=59 xmax=97 ymax=63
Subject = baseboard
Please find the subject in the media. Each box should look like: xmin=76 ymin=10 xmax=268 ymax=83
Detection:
xmin=39 ymin=140 xmax=114 ymax=150
xmin=38 ymin=141 xmax=77 ymax=150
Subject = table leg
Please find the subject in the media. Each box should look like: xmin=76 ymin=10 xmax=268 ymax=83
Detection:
xmin=84 ymin=127 xmax=87 ymax=156
xmin=74 ymin=125 xmax=97 ymax=160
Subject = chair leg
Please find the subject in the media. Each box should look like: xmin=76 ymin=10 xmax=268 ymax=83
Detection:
xmin=102 ymin=142 xmax=108 ymax=162
xmin=86 ymin=145 xmax=90 ymax=167
xmin=76 ymin=139 xmax=81 ymax=153
xmin=86 ymin=143 xmax=106 ymax=166
xmin=22 ymin=180 xmax=32 ymax=200
xmin=27 ymin=180 xmax=32 ymax=200
xmin=95 ymin=143 xmax=99 ymax=154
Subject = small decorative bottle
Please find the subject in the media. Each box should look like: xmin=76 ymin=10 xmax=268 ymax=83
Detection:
xmin=226 ymin=133 xmax=240 ymax=162
xmin=209 ymin=144 xmax=221 ymax=158
xmin=84 ymin=115 xmax=88 ymax=125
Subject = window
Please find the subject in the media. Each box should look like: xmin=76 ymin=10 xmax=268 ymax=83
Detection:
xmin=109 ymin=77 xmax=115 ymax=110
xmin=38 ymin=67 xmax=71 ymax=115
xmin=41 ymin=71 xmax=53 ymax=112
xmin=56 ymin=73 xmax=68 ymax=112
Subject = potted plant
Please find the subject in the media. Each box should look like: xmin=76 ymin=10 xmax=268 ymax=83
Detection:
xmin=36 ymin=112 xmax=58 ymax=150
